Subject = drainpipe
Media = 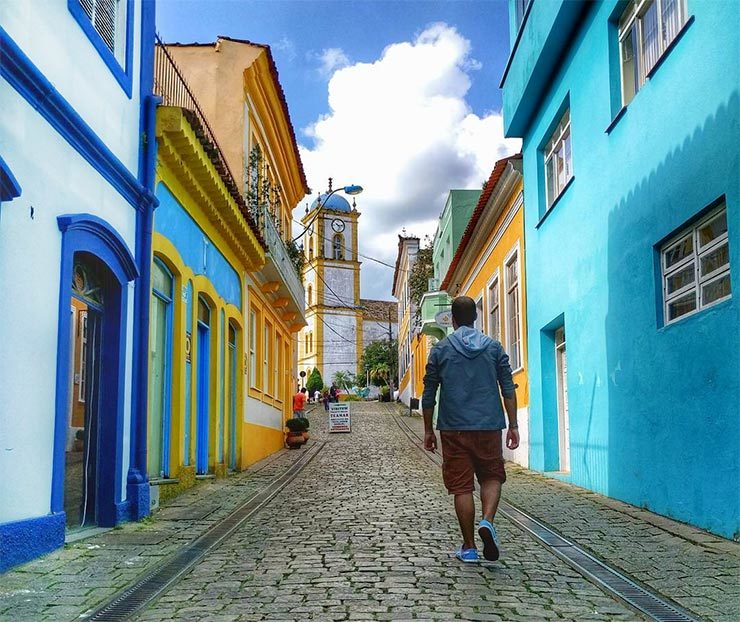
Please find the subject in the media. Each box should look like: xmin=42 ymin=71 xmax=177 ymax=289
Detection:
xmin=127 ymin=92 xmax=161 ymax=521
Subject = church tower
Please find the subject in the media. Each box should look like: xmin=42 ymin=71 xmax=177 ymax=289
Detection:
xmin=299 ymin=181 xmax=363 ymax=385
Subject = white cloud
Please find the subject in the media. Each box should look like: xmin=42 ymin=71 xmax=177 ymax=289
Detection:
xmin=272 ymin=36 xmax=297 ymax=62
xmin=317 ymin=47 xmax=350 ymax=77
xmin=297 ymin=23 xmax=520 ymax=300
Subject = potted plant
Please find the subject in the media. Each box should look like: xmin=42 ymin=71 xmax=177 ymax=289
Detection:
xmin=285 ymin=417 xmax=309 ymax=449
xmin=380 ymin=385 xmax=391 ymax=403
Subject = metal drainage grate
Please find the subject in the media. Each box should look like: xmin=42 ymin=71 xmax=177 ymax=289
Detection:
xmin=86 ymin=441 xmax=325 ymax=621
xmin=392 ymin=414 xmax=700 ymax=622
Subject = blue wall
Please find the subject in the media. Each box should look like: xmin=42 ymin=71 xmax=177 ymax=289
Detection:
xmin=512 ymin=1 xmax=739 ymax=538
xmin=155 ymin=183 xmax=242 ymax=309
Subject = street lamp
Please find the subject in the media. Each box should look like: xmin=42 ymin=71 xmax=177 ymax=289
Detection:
xmin=292 ymin=177 xmax=363 ymax=243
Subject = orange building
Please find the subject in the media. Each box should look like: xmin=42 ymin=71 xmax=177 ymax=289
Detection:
xmin=440 ymin=155 xmax=529 ymax=466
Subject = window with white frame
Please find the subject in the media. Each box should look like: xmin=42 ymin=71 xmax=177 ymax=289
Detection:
xmin=474 ymin=296 xmax=484 ymax=332
xmin=79 ymin=0 xmax=128 ymax=64
xmin=544 ymin=109 xmax=573 ymax=209
xmin=488 ymin=275 xmax=500 ymax=342
xmin=505 ymin=249 xmax=522 ymax=370
xmin=619 ymin=0 xmax=687 ymax=105
xmin=249 ymin=310 xmax=257 ymax=388
xmin=662 ymin=204 xmax=731 ymax=324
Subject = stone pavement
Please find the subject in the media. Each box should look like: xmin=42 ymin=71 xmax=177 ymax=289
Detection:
xmin=131 ymin=403 xmax=640 ymax=622
xmin=0 ymin=447 xmax=311 ymax=621
xmin=1 ymin=402 xmax=737 ymax=621
xmin=403 ymin=410 xmax=740 ymax=622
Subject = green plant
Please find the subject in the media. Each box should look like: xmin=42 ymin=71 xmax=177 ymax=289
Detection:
xmin=286 ymin=418 xmax=308 ymax=432
xmin=306 ymin=367 xmax=323 ymax=394
xmin=361 ymin=339 xmax=397 ymax=386
xmin=409 ymin=244 xmax=434 ymax=310
xmin=298 ymin=417 xmax=310 ymax=430
xmin=287 ymin=239 xmax=305 ymax=275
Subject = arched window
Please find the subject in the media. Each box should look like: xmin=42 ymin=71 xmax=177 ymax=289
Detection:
xmin=333 ymin=234 xmax=344 ymax=260
xmin=307 ymin=285 xmax=313 ymax=306
xmin=308 ymin=238 xmax=314 ymax=260
xmin=305 ymin=333 xmax=309 ymax=353
xmin=309 ymin=332 xmax=313 ymax=352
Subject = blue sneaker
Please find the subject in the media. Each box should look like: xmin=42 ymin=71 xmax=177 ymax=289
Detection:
xmin=455 ymin=546 xmax=479 ymax=563
xmin=478 ymin=520 xmax=500 ymax=561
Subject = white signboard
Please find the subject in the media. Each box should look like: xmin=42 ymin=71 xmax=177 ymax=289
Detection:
xmin=329 ymin=402 xmax=351 ymax=433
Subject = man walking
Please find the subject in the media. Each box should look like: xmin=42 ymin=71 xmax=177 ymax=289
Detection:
xmin=292 ymin=387 xmax=307 ymax=419
xmin=422 ymin=296 xmax=519 ymax=562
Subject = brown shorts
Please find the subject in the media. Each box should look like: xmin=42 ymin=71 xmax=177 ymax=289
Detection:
xmin=440 ymin=430 xmax=506 ymax=495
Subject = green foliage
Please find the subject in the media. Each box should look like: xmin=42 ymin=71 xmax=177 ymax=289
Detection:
xmin=361 ymin=339 xmax=397 ymax=386
xmin=332 ymin=370 xmax=356 ymax=389
xmin=409 ymin=245 xmax=434 ymax=309
xmin=306 ymin=367 xmax=323 ymax=394
xmin=287 ymin=239 xmax=305 ymax=275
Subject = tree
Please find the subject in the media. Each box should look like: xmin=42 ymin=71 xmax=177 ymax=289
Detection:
xmin=332 ymin=370 xmax=356 ymax=390
xmin=361 ymin=339 xmax=398 ymax=386
xmin=409 ymin=244 xmax=434 ymax=317
xmin=306 ymin=367 xmax=323 ymax=394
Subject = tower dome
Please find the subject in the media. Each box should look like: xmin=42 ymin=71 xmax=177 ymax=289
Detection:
xmin=310 ymin=193 xmax=352 ymax=213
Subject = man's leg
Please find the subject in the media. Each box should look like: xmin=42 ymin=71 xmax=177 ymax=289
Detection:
xmin=454 ymin=493 xmax=476 ymax=550
xmin=480 ymin=478 xmax=502 ymax=523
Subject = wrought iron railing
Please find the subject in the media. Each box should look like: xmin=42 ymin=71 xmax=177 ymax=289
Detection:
xmin=153 ymin=35 xmax=262 ymax=243
xmin=260 ymin=205 xmax=305 ymax=308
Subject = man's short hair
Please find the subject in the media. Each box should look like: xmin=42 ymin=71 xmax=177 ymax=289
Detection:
xmin=451 ymin=296 xmax=477 ymax=327
xmin=300 ymin=387 xmax=307 ymax=393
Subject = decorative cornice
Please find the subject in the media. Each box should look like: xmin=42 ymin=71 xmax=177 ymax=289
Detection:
xmin=156 ymin=106 xmax=265 ymax=271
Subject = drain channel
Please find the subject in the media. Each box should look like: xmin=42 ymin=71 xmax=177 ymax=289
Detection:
xmin=86 ymin=441 xmax=326 ymax=622
xmin=393 ymin=413 xmax=699 ymax=622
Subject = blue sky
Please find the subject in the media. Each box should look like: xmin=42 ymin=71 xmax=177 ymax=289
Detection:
xmin=156 ymin=0 xmax=518 ymax=300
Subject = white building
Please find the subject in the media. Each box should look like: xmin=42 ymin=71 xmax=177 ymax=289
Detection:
xmin=0 ymin=0 xmax=157 ymax=570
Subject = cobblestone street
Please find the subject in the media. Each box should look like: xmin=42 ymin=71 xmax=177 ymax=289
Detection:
xmin=1 ymin=402 xmax=738 ymax=622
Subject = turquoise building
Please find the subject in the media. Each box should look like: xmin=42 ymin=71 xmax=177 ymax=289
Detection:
xmin=502 ymin=0 xmax=738 ymax=538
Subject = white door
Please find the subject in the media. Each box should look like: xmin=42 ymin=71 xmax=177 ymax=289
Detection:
xmin=555 ymin=327 xmax=570 ymax=472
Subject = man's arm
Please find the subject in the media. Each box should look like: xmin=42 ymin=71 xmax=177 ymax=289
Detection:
xmin=421 ymin=348 xmax=440 ymax=452
xmin=496 ymin=347 xmax=520 ymax=450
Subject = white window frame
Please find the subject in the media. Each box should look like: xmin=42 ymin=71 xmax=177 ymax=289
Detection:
xmin=503 ymin=244 xmax=523 ymax=372
xmin=487 ymin=271 xmax=501 ymax=342
xmin=474 ymin=293 xmax=484 ymax=332
xmin=661 ymin=204 xmax=731 ymax=325
xmin=249 ymin=310 xmax=257 ymax=388
xmin=618 ymin=0 xmax=688 ymax=106
xmin=544 ymin=108 xmax=573 ymax=209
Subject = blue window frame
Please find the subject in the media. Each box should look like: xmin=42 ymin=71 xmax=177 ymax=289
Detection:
xmin=68 ymin=0 xmax=135 ymax=98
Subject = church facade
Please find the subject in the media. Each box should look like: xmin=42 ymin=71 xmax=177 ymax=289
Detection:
xmin=298 ymin=190 xmax=397 ymax=385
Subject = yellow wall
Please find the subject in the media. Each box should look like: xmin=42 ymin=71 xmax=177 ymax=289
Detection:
xmin=456 ymin=182 xmax=529 ymax=408
xmin=412 ymin=333 xmax=429 ymax=399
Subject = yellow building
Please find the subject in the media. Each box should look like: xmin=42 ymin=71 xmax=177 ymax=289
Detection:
xmin=392 ymin=236 xmax=420 ymax=405
xmin=148 ymin=38 xmax=309 ymax=501
xmin=440 ymin=155 xmax=529 ymax=466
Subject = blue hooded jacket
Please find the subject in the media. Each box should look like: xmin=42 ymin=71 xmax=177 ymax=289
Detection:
xmin=421 ymin=325 xmax=515 ymax=430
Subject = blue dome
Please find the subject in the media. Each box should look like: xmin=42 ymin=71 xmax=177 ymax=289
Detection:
xmin=311 ymin=193 xmax=352 ymax=213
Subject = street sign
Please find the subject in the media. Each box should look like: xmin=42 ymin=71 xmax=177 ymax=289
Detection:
xmin=328 ymin=402 xmax=351 ymax=433
xmin=434 ymin=309 xmax=452 ymax=327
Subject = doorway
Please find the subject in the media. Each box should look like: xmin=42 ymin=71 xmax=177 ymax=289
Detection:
xmin=196 ymin=297 xmax=211 ymax=475
xmin=148 ymin=258 xmax=173 ymax=479
xmin=65 ymin=259 xmax=104 ymax=529
xmin=228 ymin=323 xmax=237 ymax=471
xmin=555 ymin=327 xmax=570 ymax=472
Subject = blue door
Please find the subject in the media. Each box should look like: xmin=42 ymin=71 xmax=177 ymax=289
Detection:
xmin=228 ymin=324 xmax=237 ymax=470
xmin=196 ymin=298 xmax=211 ymax=475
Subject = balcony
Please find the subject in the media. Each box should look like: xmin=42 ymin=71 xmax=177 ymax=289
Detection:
xmin=257 ymin=206 xmax=306 ymax=325
xmin=419 ymin=289 xmax=451 ymax=341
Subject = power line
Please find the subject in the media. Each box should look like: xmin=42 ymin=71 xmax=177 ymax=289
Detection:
xmin=293 ymin=217 xmax=409 ymax=272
